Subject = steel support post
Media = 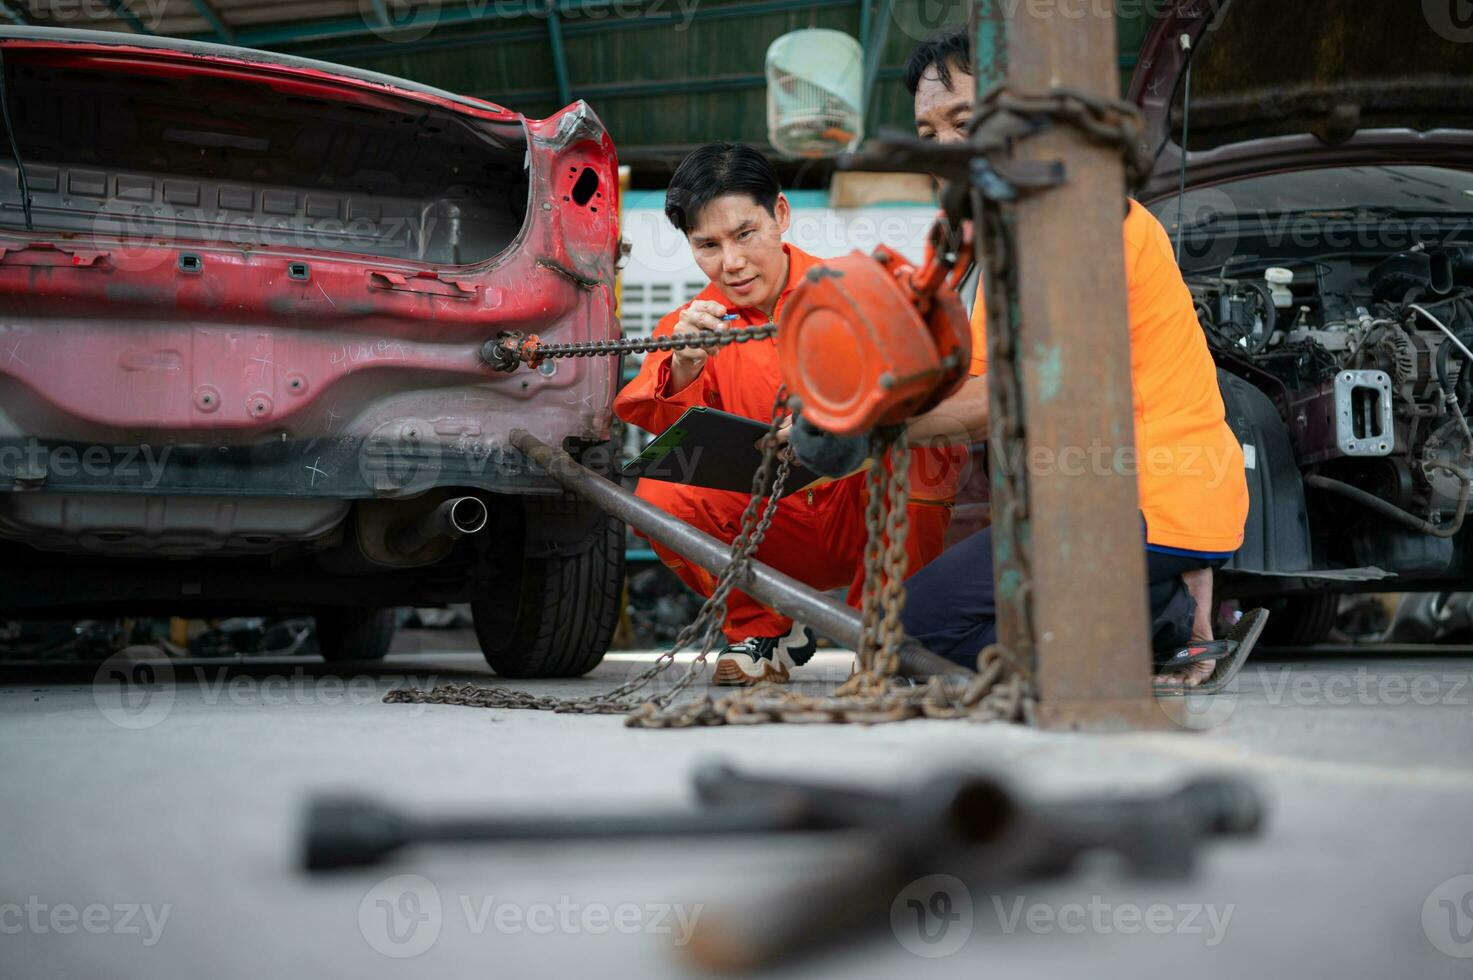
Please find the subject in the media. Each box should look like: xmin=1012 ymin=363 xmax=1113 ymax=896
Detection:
xmin=974 ymin=2 xmax=1161 ymax=730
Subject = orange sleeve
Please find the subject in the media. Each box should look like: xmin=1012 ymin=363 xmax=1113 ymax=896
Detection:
xmin=612 ymin=306 xmax=722 ymax=435
xmin=968 ymin=291 xmax=988 ymax=377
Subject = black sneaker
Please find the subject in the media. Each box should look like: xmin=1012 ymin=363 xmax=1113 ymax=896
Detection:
xmin=712 ymin=623 xmax=817 ymax=686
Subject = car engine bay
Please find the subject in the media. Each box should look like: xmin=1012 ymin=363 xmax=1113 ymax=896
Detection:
xmin=1191 ymin=244 xmax=1473 ymax=578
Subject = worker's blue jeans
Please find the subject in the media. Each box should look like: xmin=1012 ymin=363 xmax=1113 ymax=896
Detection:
xmin=900 ymin=527 xmax=1229 ymax=668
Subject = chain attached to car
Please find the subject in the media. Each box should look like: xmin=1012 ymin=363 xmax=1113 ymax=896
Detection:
xmin=481 ymin=323 xmax=779 ymax=373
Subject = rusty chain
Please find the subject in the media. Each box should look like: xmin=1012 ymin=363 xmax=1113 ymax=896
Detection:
xmin=484 ymin=323 xmax=779 ymax=372
xmin=386 ymin=387 xmax=792 ymax=717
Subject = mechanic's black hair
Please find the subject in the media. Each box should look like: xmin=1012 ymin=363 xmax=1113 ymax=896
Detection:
xmin=664 ymin=141 xmax=781 ymax=236
xmin=903 ymin=25 xmax=975 ymax=96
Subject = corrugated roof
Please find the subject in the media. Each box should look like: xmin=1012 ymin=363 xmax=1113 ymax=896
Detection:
xmin=0 ymin=1 xmax=1152 ymax=183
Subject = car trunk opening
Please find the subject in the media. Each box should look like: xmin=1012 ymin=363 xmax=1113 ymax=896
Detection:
xmin=0 ymin=46 xmax=530 ymax=266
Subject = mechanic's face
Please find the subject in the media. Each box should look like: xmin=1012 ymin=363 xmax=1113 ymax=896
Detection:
xmin=914 ymin=63 xmax=974 ymax=145
xmin=687 ymin=193 xmax=792 ymax=317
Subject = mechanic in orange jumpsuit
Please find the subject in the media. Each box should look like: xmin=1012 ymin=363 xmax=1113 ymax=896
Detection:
xmin=891 ymin=27 xmax=1251 ymax=688
xmin=614 ymin=142 xmax=967 ymax=686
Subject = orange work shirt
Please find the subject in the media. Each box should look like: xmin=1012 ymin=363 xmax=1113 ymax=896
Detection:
xmin=615 ymin=243 xmax=964 ymax=502
xmin=968 ymin=200 xmax=1248 ymax=554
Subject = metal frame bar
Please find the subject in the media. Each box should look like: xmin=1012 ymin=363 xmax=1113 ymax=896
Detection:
xmin=188 ymin=0 xmax=233 ymax=42
xmin=105 ymin=0 xmax=153 ymax=34
xmin=861 ymin=0 xmax=893 ymax=128
xmin=545 ymin=0 xmax=572 ymax=105
xmin=974 ymin=1 xmax=1158 ymax=730
xmin=365 ymin=0 xmax=393 ymax=29
xmin=480 ymin=65 xmax=904 ymax=109
xmin=271 ymin=0 xmax=856 ymax=61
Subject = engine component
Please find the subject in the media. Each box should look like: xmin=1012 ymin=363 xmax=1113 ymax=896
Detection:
xmin=1265 ymin=267 xmax=1295 ymax=309
xmin=1285 ymin=371 xmax=1393 ymax=464
xmin=1351 ymin=528 xmax=1454 ymax=577
xmin=1420 ymin=418 xmax=1473 ymax=510
xmin=1368 ymin=250 xmax=1454 ymax=302
xmin=1335 ymin=370 xmax=1394 ymax=456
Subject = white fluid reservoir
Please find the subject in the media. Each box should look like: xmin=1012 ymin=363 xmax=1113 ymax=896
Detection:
xmin=766 ymin=29 xmax=865 ymax=159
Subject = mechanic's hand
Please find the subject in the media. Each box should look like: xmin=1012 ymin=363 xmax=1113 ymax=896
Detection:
xmin=669 ymin=300 xmax=729 ymax=382
xmin=789 ymin=414 xmax=870 ymax=478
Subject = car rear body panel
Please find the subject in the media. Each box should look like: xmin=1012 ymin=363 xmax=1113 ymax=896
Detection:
xmin=0 ymin=28 xmax=620 ymax=501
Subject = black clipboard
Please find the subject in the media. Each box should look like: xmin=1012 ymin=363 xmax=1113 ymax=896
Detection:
xmin=621 ymin=406 xmax=821 ymax=497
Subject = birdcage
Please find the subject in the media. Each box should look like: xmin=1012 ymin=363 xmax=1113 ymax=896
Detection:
xmin=765 ymin=29 xmax=865 ymax=159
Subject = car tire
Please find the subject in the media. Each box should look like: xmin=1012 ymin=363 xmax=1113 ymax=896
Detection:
xmin=315 ymin=607 xmax=396 ymax=662
xmin=472 ymin=513 xmax=625 ymax=678
xmin=1260 ymin=594 xmax=1339 ymax=647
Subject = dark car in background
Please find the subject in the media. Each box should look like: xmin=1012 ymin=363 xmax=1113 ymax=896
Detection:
xmin=0 ymin=28 xmax=625 ymax=675
xmin=1131 ymin=0 xmax=1473 ymax=643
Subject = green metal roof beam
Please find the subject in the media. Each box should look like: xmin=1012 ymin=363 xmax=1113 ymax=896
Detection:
xmin=186 ymin=1 xmax=539 ymax=48
xmin=544 ymin=1 xmax=572 ymax=105
xmin=0 ymin=1 xmax=34 ymax=26
xmin=106 ymin=0 xmax=154 ymax=34
xmin=365 ymin=0 xmax=392 ymax=28
xmin=186 ymin=0 xmax=855 ymax=54
xmin=487 ymin=66 xmax=905 ymax=106
xmin=188 ymin=0 xmax=234 ymax=42
xmin=861 ymin=0 xmax=894 ymax=129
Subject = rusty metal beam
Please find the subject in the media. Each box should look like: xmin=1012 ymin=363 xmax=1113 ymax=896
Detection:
xmin=510 ymin=429 xmax=969 ymax=680
xmin=975 ymin=3 xmax=1159 ymax=730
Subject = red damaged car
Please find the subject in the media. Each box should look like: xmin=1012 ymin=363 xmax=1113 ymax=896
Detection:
xmin=0 ymin=27 xmax=625 ymax=676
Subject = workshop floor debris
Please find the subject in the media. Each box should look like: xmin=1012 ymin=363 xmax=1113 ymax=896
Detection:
xmin=2 ymin=645 xmax=1471 ymax=979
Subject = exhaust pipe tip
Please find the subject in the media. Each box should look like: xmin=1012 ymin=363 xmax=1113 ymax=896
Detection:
xmin=389 ymin=496 xmax=489 ymax=555
xmin=445 ymin=496 xmax=489 ymax=536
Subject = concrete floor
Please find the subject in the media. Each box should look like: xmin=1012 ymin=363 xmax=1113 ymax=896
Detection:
xmin=3 ymin=642 xmax=1472 ymax=979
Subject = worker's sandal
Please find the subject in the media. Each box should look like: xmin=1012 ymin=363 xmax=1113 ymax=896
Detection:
xmin=712 ymin=623 xmax=817 ymax=686
xmin=1153 ymin=607 xmax=1270 ymax=697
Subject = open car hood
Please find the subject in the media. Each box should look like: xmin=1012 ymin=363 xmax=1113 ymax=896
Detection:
xmin=1128 ymin=0 xmax=1473 ymax=201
